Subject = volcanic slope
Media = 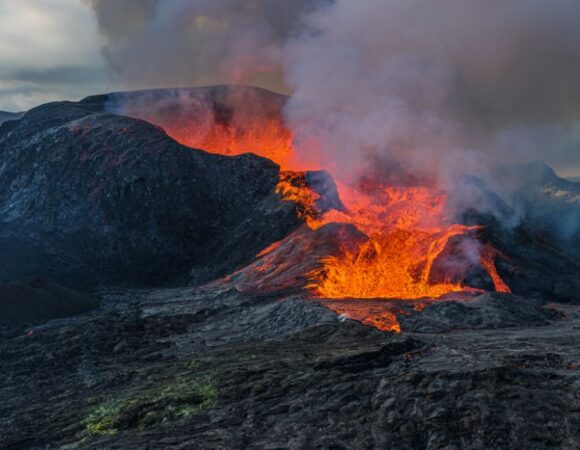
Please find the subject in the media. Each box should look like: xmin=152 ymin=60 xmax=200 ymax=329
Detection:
xmin=0 ymin=110 xmax=24 ymax=125
xmin=100 ymin=86 xmax=580 ymax=303
xmin=0 ymin=93 xmax=307 ymax=288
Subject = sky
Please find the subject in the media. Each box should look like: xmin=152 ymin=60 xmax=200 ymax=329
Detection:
xmin=0 ymin=0 xmax=112 ymax=112
xmin=0 ymin=0 xmax=578 ymax=178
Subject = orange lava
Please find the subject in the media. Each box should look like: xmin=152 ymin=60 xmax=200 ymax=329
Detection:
xmin=360 ymin=312 xmax=402 ymax=333
xmin=170 ymin=108 xmax=511 ymax=304
xmin=275 ymin=172 xmax=321 ymax=221
xmin=256 ymin=240 xmax=284 ymax=259
xmin=306 ymin=185 xmax=481 ymax=299
xmin=170 ymin=116 xmax=295 ymax=169
xmin=318 ymin=299 xmax=405 ymax=333
xmin=481 ymin=245 xmax=512 ymax=293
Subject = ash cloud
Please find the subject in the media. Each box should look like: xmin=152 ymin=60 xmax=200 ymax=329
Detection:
xmin=84 ymin=0 xmax=580 ymax=178
xmin=84 ymin=0 xmax=325 ymax=92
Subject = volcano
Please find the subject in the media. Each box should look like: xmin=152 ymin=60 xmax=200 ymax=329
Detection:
xmin=89 ymin=85 xmax=578 ymax=329
xmin=1 ymin=86 xmax=580 ymax=449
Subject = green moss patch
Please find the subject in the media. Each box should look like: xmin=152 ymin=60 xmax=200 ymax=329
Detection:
xmin=83 ymin=374 xmax=217 ymax=437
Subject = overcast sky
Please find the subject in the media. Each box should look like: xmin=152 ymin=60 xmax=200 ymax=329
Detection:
xmin=0 ymin=0 xmax=113 ymax=112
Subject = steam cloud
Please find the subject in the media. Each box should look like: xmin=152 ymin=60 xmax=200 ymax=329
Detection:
xmin=85 ymin=0 xmax=580 ymax=234
xmin=283 ymin=0 xmax=580 ymax=183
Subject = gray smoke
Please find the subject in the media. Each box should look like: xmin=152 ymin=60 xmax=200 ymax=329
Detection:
xmin=283 ymin=0 xmax=580 ymax=183
xmin=84 ymin=0 xmax=323 ymax=92
xmin=84 ymin=1 xmax=580 ymax=178
xmin=280 ymin=0 xmax=580 ymax=240
xmin=85 ymin=0 xmax=580 ymax=236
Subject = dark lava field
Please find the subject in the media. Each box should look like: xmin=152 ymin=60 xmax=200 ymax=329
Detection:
xmin=1 ymin=87 xmax=580 ymax=449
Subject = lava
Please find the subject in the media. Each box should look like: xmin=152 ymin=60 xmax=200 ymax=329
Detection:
xmin=167 ymin=105 xmax=511 ymax=306
xmin=481 ymin=246 xmax=512 ymax=294
xmin=275 ymin=172 xmax=321 ymax=222
xmin=172 ymin=118 xmax=294 ymax=168
xmin=305 ymin=185 xmax=482 ymax=299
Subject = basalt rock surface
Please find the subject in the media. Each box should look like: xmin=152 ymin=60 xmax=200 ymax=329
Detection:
xmin=0 ymin=95 xmax=309 ymax=289
xmin=0 ymin=287 xmax=578 ymax=449
xmin=398 ymin=293 xmax=561 ymax=333
xmin=0 ymin=278 xmax=98 ymax=326
xmin=0 ymin=111 xmax=24 ymax=126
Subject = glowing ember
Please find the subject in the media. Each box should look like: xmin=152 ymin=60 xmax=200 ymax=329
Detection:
xmin=318 ymin=298 xmax=441 ymax=333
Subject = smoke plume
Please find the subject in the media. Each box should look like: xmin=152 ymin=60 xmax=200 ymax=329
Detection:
xmin=84 ymin=0 xmax=323 ymax=92
xmin=85 ymin=0 xmax=580 ymax=235
xmin=85 ymin=0 xmax=580 ymax=178
xmin=283 ymin=0 xmax=580 ymax=183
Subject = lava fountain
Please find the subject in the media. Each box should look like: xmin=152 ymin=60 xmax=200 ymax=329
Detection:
xmin=305 ymin=185 xmax=483 ymax=299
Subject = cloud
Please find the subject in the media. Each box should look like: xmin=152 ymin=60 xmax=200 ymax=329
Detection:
xmin=0 ymin=0 xmax=111 ymax=111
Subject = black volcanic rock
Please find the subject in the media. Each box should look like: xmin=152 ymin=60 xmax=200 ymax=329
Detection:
xmin=0 ymin=110 xmax=24 ymax=126
xmin=0 ymin=278 xmax=98 ymax=326
xmin=0 ymin=94 xmax=304 ymax=288
xmin=399 ymin=293 xmax=560 ymax=333
xmin=0 ymin=286 xmax=578 ymax=449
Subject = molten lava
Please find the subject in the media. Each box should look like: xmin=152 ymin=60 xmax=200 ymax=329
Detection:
xmin=303 ymin=184 xmax=482 ymax=299
xmin=275 ymin=172 xmax=321 ymax=221
xmin=481 ymin=246 xmax=512 ymax=293
xmin=168 ymin=107 xmax=511 ymax=306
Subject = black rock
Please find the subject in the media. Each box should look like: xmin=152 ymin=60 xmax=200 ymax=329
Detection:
xmin=0 ymin=278 xmax=98 ymax=326
xmin=0 ymin=92 xmax=304 ymax=288
xmin=399 ymin=293 xmax=561 ymax=333
xmin=0 ymin=110 xmax=24 ymax=126
xmin=0 ymin=286 xmax=578 ymax=449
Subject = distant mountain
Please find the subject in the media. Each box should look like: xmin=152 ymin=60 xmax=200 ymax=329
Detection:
xmin=0 ymin=110 xmax=25 ymax=125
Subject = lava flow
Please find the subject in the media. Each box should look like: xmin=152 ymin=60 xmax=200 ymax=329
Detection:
xmin=481 ymin=246 xmax=512 ymax=294
xmin=167 ymin=106 xmax=511 ymax=331
xmin=306 ymin=185 xmax=481 ymax=299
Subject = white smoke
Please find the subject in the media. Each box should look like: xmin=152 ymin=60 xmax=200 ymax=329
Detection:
xmin=282 ymin=0 xmax=580 ymax=183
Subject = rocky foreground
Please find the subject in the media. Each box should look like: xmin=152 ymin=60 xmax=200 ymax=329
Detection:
xmin=1 ymin=285 xmax=579 ymax=449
